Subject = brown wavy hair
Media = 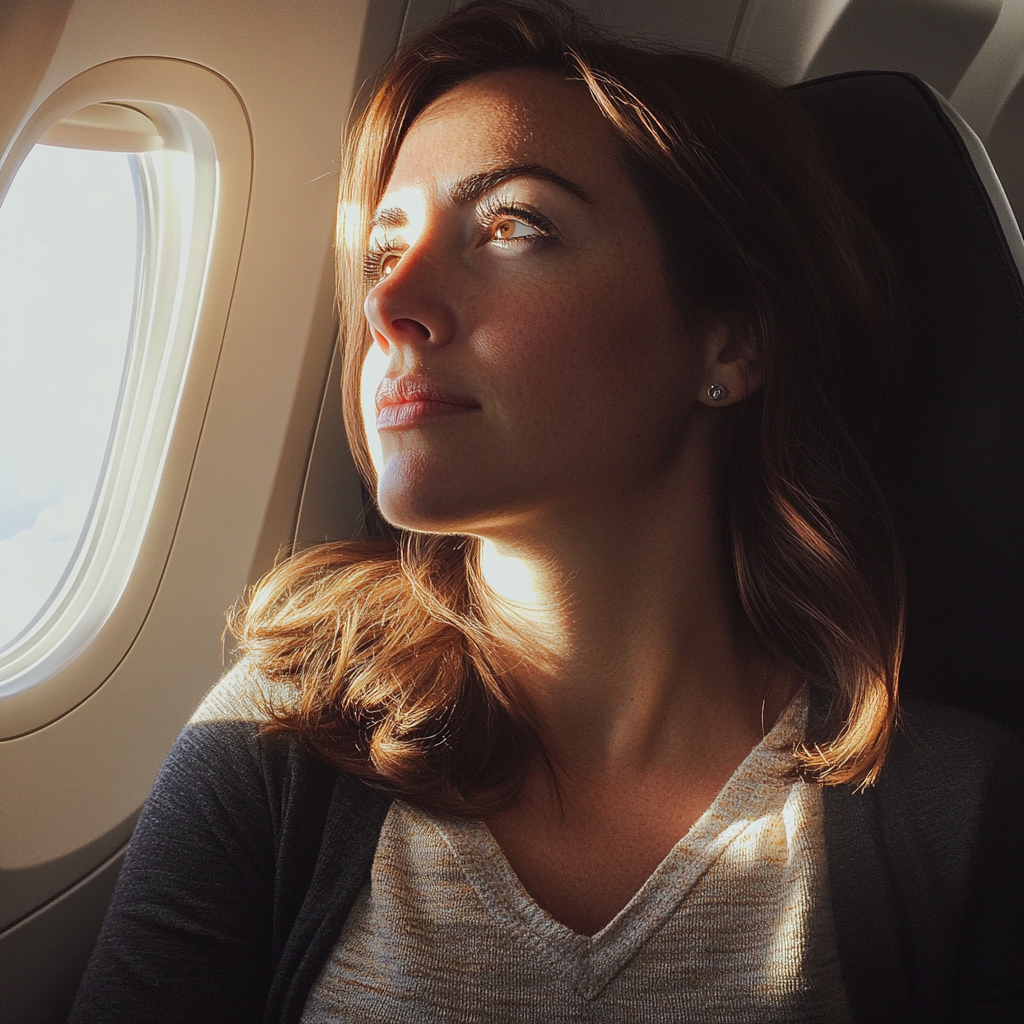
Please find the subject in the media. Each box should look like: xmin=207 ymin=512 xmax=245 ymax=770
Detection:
xmin=230 ymin=0 xmax=905 ymax=811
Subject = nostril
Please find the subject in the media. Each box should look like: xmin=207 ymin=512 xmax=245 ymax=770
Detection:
xmin=392 ymin=317 xmax=431 ymax=342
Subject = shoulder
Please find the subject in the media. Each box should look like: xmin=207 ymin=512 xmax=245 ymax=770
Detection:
xmin=146 ymin=660 xmax=358 ymax=851
xmin=166 ymin=660 xmax=388 ymax=839
xmin=129 ymin=657 xmax=388 ymax=888
xmin=862 ymin=698 xmax=1021 ymax=898
xmin=879 ymin=697 xmax=1022 ymax=810
xmin=169 ymin=660 xmax=313 ymax=788
xmin=822 ymin=700 xmax=1023 ymax=1020
xmin=823 ymin=698 xmax=1022 ymax=903
xmin=890 ymin=696 xmax=1021 ymax=764
xmin=189 ymin=657 xmax=275 ymax=725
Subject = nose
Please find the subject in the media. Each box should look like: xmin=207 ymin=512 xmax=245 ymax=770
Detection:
xmin=363 ymin=245 xmax=456 ymax=355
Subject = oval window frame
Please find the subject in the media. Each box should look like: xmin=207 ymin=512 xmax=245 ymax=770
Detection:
xmin=0 ymin=58 xmax=251 ymax=738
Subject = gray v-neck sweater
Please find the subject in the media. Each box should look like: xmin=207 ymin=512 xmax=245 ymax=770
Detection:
xmin=69 ymin=665 xmax=1022 ymax=1024
xmin=302 ymin=690 xmax=854 ymax=1023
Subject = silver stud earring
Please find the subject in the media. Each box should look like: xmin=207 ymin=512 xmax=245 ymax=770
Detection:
xmin=707 ymin=383 xmax=727 ymax=402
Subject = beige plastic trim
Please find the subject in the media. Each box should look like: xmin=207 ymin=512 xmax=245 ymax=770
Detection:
xmin=37 ymin=101 xmax=163 ymax=151
xmin=731 ymin=0 xmax=1001 ymax=92
xmin=0 ymin=57 xmax=252 ymax=738
xmin=0 ymin=0 xmax=75 ymax=168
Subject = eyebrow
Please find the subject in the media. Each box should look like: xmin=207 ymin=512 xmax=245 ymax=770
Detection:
xmin=369 ymin=162 xmax=592 ymax=229
xmin=448 ymin=163 xmax=593 ymax=206
xmin=369 ymin=207 xmax=408 ymax=230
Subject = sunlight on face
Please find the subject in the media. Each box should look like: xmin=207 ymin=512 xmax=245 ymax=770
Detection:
xmin=367 ymin=184 xmax=427 ymax=271
xmin=359 ymin=186 xmax=431 ymax=479
xmin=360 ymin=343 xmax=388 ymax=476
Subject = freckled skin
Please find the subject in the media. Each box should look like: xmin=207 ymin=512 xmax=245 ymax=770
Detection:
xmin=364 ymin=70 xmax=703 ymax=535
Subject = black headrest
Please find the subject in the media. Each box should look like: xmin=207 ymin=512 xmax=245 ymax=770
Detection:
xmin=790 ymin=71 xmax=1024 ymax=735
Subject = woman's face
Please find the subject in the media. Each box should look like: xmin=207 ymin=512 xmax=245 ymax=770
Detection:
xmin=362 ymin=69 xmax=708 ymax=537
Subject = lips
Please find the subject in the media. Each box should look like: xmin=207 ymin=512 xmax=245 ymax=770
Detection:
xmin=375 ymin=374 xmax=480 ymax=429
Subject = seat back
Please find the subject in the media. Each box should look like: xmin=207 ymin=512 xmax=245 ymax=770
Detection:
xmin=791 ymin=71 xmax=1024 ymax=734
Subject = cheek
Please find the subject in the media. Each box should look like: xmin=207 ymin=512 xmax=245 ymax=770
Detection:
xmin=478 ymin=268 xmax=687 ymax=432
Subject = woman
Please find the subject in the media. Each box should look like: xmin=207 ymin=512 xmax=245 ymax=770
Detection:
xmin=71 ymin=2 xmax=1021 ymax=1022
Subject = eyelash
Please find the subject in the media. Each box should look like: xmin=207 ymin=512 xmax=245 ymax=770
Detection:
xmin=362 ymin=247 xmax=392 ymax=283
xmin=362 ymin=199 xmax=555 ymax=283
xmin=476 ymin=196 xmax=555 ymax=244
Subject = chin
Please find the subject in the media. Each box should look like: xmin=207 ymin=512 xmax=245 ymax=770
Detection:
xmin=376 ymin=460 xmax=485 ymax=535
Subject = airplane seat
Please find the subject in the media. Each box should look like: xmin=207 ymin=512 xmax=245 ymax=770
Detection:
xmin=790 ymin=71 xmax=1023 ymax=736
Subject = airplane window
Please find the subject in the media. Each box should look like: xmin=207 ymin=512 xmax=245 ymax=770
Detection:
xmin=0 ymin=144 xmax=141 ymax=652
xmin=0 ymin=100 xmax=216 ymax=701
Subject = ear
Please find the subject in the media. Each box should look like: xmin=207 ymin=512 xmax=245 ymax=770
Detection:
xmin=696 ymin=321 xmax=762 ymax=407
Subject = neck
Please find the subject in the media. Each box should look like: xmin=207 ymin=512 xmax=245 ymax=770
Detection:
xmin=474 ymin=435 xmax=788 ymax=783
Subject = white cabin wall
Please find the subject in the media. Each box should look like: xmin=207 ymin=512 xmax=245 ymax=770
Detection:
xmin=0 ymin=1 xmax=75 ymax=168
xmin=0 ymin=0 xmax=373 ymax=877
xmin=0 ymin=2 xmax=405 ymax=1020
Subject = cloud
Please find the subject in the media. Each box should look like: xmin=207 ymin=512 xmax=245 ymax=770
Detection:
xmin=0 ymin=459 xmax=69 ymax=541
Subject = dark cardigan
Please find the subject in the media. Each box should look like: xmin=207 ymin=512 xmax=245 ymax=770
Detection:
xmin=69 ymin=697 xmax=1022 ymax=1024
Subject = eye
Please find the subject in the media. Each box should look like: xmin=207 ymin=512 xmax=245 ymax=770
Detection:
xmin=363 ymin=245 xmax=404 ymax=283
xmin=492 ymin=217 xmax=540 ymax=241
xmin=479 ymin=197 xmax=555 ymax=248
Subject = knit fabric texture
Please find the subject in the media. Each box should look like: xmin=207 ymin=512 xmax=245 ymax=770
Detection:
xmin=302 ymin=689 xmax=853 ymax=1023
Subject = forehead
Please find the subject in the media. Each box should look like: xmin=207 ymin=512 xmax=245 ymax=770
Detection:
xmin=385 ymin=69 xmax=622 ymax=196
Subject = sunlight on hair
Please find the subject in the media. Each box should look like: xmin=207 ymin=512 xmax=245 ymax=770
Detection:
xmin=479 ymin=538 xmax=541 ymax=605
xmin=338 ymin=201 xmax=363 ymax=252
xmin=360 ymin=343 xmax=389 ymax=475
